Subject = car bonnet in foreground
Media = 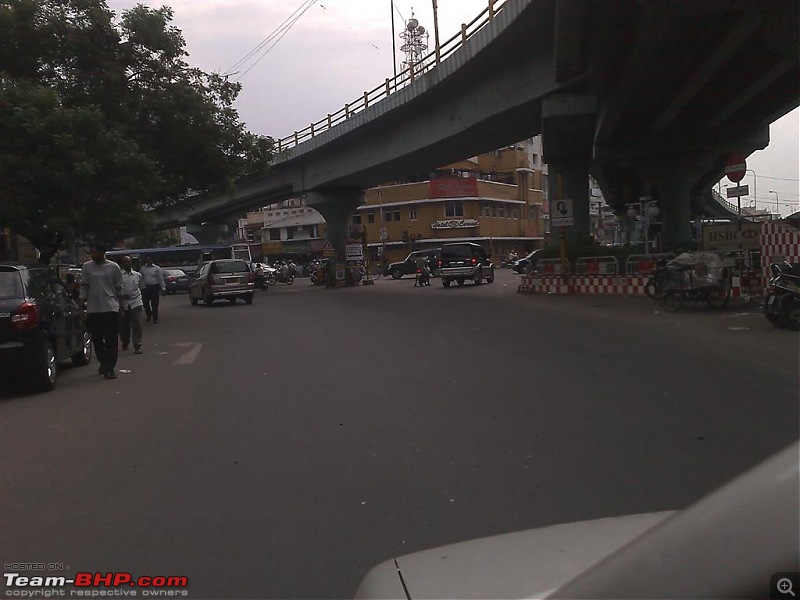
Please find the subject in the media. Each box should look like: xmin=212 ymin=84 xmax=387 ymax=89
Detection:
xmin=355 ymin=440 xmax=799 ymax=599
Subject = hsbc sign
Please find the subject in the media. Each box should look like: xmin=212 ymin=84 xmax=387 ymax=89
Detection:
xmin=703 ymin=223 xmax=760 ymax=250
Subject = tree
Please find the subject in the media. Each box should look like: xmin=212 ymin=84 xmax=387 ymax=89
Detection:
xmin=0 ymin=0 xmax=273 ymax=260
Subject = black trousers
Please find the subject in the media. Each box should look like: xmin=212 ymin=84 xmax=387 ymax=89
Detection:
xmin=86 ymin=311 xmax=119 ymax=373
xmin=143 ymin=285 xmax=161 ymax=321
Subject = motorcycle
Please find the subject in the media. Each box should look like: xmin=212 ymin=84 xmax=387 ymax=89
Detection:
xmin=267 ymin=264 xmax=294 ymax=285
xmin=764 ymin=261 xmax=800 ymax=331
xmin=414 ymin=267 xmax=431 ymax=287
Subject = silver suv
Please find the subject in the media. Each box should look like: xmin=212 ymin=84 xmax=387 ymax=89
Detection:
xmin=439 ymin=242 xmax=495 ymax=287
xmin=189 ymin=260 xmax=255 ymax=306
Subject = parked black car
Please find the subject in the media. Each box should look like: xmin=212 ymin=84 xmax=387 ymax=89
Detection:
xmin=0 ymin=263 xmax=92 ymax=392
xmin=387 ymin=248 xmax=442 ymax=279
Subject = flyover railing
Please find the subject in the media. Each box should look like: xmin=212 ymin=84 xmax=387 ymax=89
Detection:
xmin=276 ymin=0 xmax=511 ymax=155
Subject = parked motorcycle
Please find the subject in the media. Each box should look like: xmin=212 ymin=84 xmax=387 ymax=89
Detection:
xmin=764 ymin=261 xmax=800 ymax=331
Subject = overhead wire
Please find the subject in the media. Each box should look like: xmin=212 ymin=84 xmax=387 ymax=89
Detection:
xmin=225 ymin=0 xmax=318 ymax=79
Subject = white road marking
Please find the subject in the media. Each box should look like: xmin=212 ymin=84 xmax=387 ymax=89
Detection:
xmin=173 ymin=342 xmax=203 ymax=365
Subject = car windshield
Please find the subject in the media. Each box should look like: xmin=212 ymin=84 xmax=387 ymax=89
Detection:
xmin=0 ymin=271 xmax=23 ymax=299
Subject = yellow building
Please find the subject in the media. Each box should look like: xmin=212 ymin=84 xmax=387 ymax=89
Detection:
xmin=352 ymin=145 xmax=548 ymax=264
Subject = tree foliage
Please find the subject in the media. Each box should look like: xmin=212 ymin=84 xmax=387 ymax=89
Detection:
xmin=0 ymin=0 xmax=273 ymax=257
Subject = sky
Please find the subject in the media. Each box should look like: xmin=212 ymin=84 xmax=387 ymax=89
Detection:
xmin=105 ymin=0 xmax=799 ymax=217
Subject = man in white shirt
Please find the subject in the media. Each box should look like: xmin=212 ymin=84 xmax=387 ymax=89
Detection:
xmin=140 ymin=255 xmax=165 ymax=324
xmin=119 ymin=255 xmax=145 ymax=354
xmin=80 ymin=242 xmax=124 ymax=379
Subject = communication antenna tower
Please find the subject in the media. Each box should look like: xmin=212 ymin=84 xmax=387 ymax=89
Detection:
xmin=400 ymin=10 xmax=428 ymax=72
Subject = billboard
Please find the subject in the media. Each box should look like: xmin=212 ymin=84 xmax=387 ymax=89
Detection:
xmin=429 ymin=177 xmax=479 ymax=198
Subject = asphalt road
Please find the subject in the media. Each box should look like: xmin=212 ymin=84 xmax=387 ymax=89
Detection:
xmin=2 ymin=269 xmax=798 ymax=599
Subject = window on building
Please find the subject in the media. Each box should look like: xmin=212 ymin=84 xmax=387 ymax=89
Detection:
xmin=512 ymin=208 xmax=519 ymax=219
xmin=531 ymin=153 xmax=538 ymax=166
xmin=392 ymin=210 xmax=401 ymax=221
xmin=384 ymin=211 xmax=392 ymax=223
xmin=367 ymin=212 xmax=375 ymax=224
xmin=542 ymin=174 xmax=549 ymax=200
xmin=269 ymin=229 xmax=281 ymax=241
xmin=409 ymin=208 xmax=418 ymax=220
xmin=286 ymin=226 xmax=296 ymax=240
xmin=352 ymin=213 xmax=362 ymax=225
xmin=529 ymin=205 xmax=537 ymax=220
xmin=445 ymin=201 xmax=464 ymax=217
xmin=498 ymin=206 xmax=506 ymax=218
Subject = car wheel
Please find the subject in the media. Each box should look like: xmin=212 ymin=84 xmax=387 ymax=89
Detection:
xmin=244 ymin=293 xmax=254 ymax=305
xmin=487 ymin=269 xmax=495 ymax=283
xmin=190 ymin=294 xmax=198 ymax=305
xmin=71 ymin=331 xmax=92 ymax=366
xmin=32 ymin=340 xmax=57 ymax=392
xmin=391 ymin=268 xmax=403 ymax=280
xmin=456 ymin=278 xmax=465 ymax=286
xmin=474 ymin=269 xmax=482 ymax=285
xmin=204 ymin=289 xmax=214 ymax=306
xmin=442 ymin=279 xmax=451 ymax=288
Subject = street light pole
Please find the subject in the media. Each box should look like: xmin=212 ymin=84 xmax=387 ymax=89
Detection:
xmin=769 ymin=190 xmax=779 ymax=219
xmin=745 ymin=169 xmax=757 ymax=218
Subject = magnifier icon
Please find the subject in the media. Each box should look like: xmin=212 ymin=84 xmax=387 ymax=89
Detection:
xmin=778 ymin=578 xmax=796 ymax=597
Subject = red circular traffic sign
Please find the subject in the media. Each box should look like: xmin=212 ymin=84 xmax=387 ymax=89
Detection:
xmin=724 ymin=152 xmax=747 ymax=183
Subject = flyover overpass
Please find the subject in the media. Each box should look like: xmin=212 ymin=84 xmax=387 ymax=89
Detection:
xmin=156 ymin=0 xmax=799 ymax=251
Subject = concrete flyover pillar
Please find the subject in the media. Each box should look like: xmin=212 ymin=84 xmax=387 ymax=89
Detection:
xmin=547 ymin=159 xmax=592 ymax=243
xmin=306 ymin=188 xmax=365 ymax=285
xmin=541 ymin=94 xmax=597 ymax=244
xmin=185 ymin=222 xmax=230 ymax=245
xmin=636 ymin=155 xmax=718 ymax=249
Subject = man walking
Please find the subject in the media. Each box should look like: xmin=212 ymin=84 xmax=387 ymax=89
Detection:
xmin=119 ymin=255 xmax=145 ymax=354
xmin=140 ymin=255 xmax=165 ymax=324
xmin=80 ymin=242 xmax=124 ymax=379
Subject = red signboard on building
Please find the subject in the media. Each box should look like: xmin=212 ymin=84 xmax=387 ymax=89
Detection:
xmin=429 ymin=177 xmax=479 ymax=198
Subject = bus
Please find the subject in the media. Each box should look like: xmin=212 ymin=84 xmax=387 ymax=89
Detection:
xmin=106 ymin=243 xmax=252 ymax=273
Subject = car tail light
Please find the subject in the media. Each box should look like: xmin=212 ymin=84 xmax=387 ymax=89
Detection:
xmin=167 ymin=276 xmax=175 ymax=283
xmin=471 ymin=257 xmax=477 ymax=265
xmin=11 ymin=302 xmax=40 ymax=332
xmin=437 ymin=260 xmax=442 ymax=268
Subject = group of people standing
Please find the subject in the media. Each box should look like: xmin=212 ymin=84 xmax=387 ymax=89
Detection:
xmin=79 ymin=243 xmax=165 ymax=379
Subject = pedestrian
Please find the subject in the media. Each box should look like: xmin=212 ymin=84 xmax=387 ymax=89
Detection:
xmin=140 ymin=254 xmax=165 ymax=323
xmin=119 ymin=255 xmax=144 ymax=354
xmin=64 ymin=273 xmax=80 ymax=302
xmin=80 ymin=242 xmax=124 ymax=380
xmin=414 ymin=255 xmax=430 ymax=286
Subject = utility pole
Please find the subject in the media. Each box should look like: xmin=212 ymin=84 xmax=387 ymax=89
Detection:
xmin=432 ymin=0 xmax=441 ymax=63
xmin=390 ymin=1 xmax=397 ymax=79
